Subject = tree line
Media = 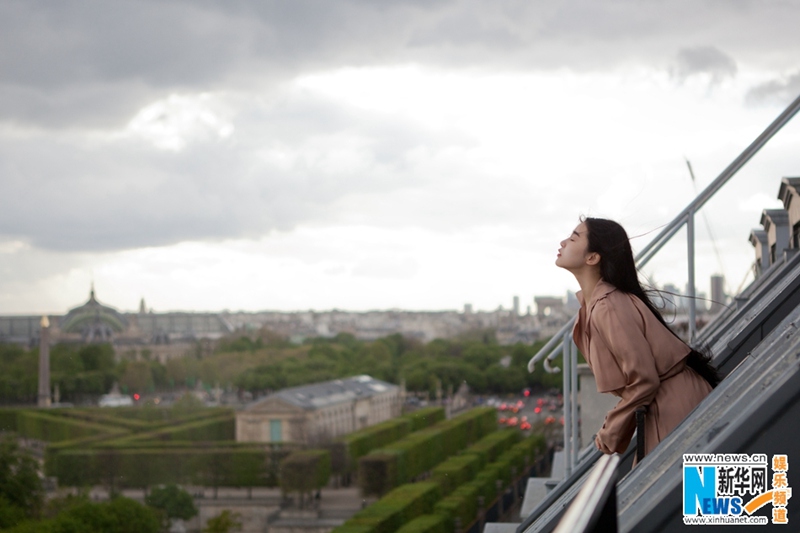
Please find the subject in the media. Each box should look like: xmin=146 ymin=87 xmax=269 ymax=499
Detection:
xmin=0 ymin=330 xmax=566 ymax=405
xmin=1 ymin=433 xmax=241 ymax=532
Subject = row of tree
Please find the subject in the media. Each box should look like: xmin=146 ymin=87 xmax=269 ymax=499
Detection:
xmin=0 ymin=330 xmax=566 ymax=404
xmin=0 ymin=434 xmax=242 ymax=532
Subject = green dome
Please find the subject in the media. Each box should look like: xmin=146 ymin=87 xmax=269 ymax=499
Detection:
xmin=60 ymin=287 xmax=128 ymax=341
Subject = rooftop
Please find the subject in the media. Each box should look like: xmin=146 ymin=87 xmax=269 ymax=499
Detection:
xmin=251 ymin=374 xmax=399 ymax=410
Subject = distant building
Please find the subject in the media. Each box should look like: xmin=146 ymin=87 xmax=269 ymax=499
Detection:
xmin=710 ymin=275 xmax=726 ymax=315
xmin=235 ymin=375 xmax=403 ymax=445
xmin=760 ymin=209 xmax=790 ymax=266
xmin=534 ymin=296 xmax=564 ymax=319
xmin=662 ymin=283 xmax=685 ymax=313
xmin=750 ymin=178 xmax=800 ymax=278
xmin=534 ymin=296 xmax=568 ymax=337
xmin=750 ymin=229 xmax=770 ymax=277
xmin=0 ymin=287 xmax=234 ymax=362
xmin=778 ymin=177 xmax=800 ymax=250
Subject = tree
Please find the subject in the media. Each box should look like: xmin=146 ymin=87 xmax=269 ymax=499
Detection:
xmin=203 ymin=510 xmax=242 ymax=533
xmin=78 ymin=343 xmax=116 ymax=372
xmin=0 ymin=435 xmax=44 ymax=528
xmin=279 ymin=450 xmax=331 ymax=509
xmin=145 ymin=484 xmax=198 ymax=531
xmin=120 ymin=360 xmax=154 ymax=394
xmin=149 ymin=360 xmax=169 ymax=390
xmin=11 ymin=494 xmax=162 ymax=533
xmin=172 ymin=392 xmax=206 ymax=412
xmin=463 ymin=343 xmax=501 ymax=370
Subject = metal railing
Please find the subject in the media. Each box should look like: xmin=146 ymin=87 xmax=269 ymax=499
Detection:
xmin=552 ymin=453 xmax=620 ymax=533
xmin=528 ymin=92 xmax=800 ymax=477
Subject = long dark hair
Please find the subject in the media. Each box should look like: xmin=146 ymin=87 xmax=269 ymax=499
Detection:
xmin=583 ymin=217 xmax=720 ymax=388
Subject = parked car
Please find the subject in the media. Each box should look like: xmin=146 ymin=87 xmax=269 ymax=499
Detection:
xmin=99 ymin=393 xmax=133 ymax=407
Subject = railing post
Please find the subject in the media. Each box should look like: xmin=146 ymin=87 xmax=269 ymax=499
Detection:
xmin=687 ymin=210 xmax=697 ymax=342
xmin=570 ymin=337 xmax=579 ymax=467
xmin=512 ymin=466 xmax=518 ymax=501
xmin=477 ymin=495 xmax=485 ymax=531
xmin=562 ymin=330 xmax=573 ymax=476
xmin=496 ymin=479 xmax=504 ymax=516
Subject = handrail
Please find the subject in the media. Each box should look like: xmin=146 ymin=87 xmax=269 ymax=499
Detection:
xmin=529 ymin=91 xmax=800 ymax=373
xmin=636 ymin=91 xmax=800 ymax=264
xmin=526 ymin=91 xmax=800 ymax=474
xmin=552 ymin=453 xmax=620 ymax=533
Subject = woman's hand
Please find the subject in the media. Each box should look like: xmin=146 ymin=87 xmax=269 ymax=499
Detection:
xmin=595 ymin=433 xmax=613 ymax=454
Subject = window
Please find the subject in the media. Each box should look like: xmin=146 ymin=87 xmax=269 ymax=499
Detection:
xmin=270 ymin=419 xmax=282 ymax=442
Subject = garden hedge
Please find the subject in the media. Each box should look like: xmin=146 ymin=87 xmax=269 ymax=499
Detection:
xmin=0 ymin=408 xmax=21 ymax=432
xmin=436 ymin=432 xmax=548 ymax=527
xmin=341 ymin=431 xmax=550 ymax=533
xmin=430 ymin=454 xmax=482 ymax=497
xmin=358 ymin=407 xmax=495 ymax=495
xmin=15 ymin=410 xmax=122 ymax=443
xmin=48 ymin=408 xmax=153 ymax=432
xmin=394 ymin=513 xmax=449 ymax=533
xmin=46 ymin=444 xmax=293 ymax=490
xmin=330 ymin=406 xmax=445 ymax=475
xmin=402 ymin=406 xmax=446 ymax=431
xmin=326 ymin=526 xmax=374 ymax=533
xmin=280 ymin=449 xmax=332 ymax=494
xmin=111 ymin=412 xmax=234 ymax=443
xmin=429 ymin=427 xmax=520 ymax=498
xmin=461 ymin=427 xmax=520 ymax=467
xmin=433 ymin=482 xmax=480 ymax=531
xmin=336 ymin=481 xmax=441 ymax=533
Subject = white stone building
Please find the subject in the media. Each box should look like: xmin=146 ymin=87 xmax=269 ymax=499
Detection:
xmin=235 ymin=375 xmax=403 ymax=445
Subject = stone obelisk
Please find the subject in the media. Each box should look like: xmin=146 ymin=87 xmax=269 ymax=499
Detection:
xmin=38 ymin=316 xmax=51 ymax=407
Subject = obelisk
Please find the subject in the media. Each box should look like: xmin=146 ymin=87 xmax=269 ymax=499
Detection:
xmin=38 ymin=316 xmax=51 ymax=407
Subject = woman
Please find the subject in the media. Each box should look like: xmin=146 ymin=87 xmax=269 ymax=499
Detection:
xmin=556 ymin=217 xmax=718 ymax=456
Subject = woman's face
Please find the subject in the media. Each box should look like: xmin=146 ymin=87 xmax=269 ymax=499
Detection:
xmin=556 ymin=222 xmax=591 ymax=271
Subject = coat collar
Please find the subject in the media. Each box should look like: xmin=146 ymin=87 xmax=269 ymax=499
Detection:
xmin=576 ymin=279 xmax=617 ymax=311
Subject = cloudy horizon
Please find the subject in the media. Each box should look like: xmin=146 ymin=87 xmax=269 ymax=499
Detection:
xmin=2 ymin=0 xmax=800 ymax=315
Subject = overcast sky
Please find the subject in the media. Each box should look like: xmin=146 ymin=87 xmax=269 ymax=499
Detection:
xmin=2 ymin=0 xmax=800 ymax=315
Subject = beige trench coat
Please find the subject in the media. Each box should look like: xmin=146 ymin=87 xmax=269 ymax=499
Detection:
xmin=573 ymin=280 xmax=712 ymax=456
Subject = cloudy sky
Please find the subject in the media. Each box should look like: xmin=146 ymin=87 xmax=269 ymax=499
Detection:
xmin=2 ymin=0 xmax=800 ymax=315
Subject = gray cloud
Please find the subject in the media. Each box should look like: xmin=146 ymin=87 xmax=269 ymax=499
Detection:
xmin=670 ymin=46 xmax=737 ymax=85
xmin=0 ymin=93 xmax=454 ymax=252
xmin=2 ymin=1 xmax=800 ymax=128
xmin=2 ymin=0 xmax=800 ymax=256
xmin=745 ymin=71 xmax=800 ymax=107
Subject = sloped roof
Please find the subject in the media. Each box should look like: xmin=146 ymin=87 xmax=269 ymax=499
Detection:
xmin=248 ymin=375 xmax=398 ymax=411
xmin=778 ymin=176 xmax=800 ymax=208
xmin=760 ymin=208 xmax=789 ymax=230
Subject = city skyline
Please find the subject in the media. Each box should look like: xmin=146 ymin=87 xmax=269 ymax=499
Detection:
xmin=3 ymin=275 xmax=719 ymax=317
xmin=1 ymin=2 xmax=798 ymax=315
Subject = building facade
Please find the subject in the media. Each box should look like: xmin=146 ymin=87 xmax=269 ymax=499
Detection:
xmin=235 ymin=375 xmax=403 ymax=445
xmin=0 ymin=287 xmax=234 ymax=362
